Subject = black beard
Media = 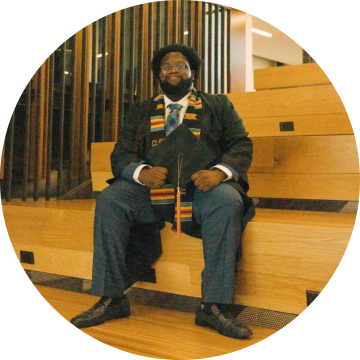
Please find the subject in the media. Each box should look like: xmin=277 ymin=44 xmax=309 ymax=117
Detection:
xmin=160 ymin=77 xmax=194 ymax=95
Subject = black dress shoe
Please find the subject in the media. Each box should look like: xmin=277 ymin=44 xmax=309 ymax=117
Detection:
xmin=195 ymin=303 xmax=253 ymax=339
xmin=70 ymin=296 xmax=131 ymax=328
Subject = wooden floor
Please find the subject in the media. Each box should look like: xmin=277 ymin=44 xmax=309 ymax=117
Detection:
xmin=37 ymin=285 xmax=277 ymax=359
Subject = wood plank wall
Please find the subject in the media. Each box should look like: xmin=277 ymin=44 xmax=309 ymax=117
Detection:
xmin=2 ymin=1 xmax=232 ymax=202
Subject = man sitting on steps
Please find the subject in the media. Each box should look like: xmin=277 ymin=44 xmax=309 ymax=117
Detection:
xmin=70 ymin=44 xmax=255 ymax=340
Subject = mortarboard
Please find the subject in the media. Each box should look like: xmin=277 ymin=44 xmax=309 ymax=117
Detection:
xmin=145 ymin=123 xmax=217 ymax=188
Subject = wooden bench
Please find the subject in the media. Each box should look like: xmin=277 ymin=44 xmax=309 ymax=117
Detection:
xmin=4 ymin=63 xmax=359 ymax=315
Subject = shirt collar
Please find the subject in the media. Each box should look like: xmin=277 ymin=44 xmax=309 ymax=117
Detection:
xmin=164 ymin=92 xmax=191 ymax=109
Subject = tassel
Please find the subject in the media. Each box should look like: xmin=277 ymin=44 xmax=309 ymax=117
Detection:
xmin=176 ymin=154 xmax=184 ymax=239
xmin=176 ymin=186 xmax=181 ymax=238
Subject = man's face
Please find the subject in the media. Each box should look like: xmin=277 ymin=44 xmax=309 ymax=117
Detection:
xmin=159 ymin=52 xmax=195 ymax=94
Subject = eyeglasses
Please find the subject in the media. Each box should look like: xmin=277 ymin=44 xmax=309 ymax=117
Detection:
xmin=160 ymin=62 xmax=189 ymax=72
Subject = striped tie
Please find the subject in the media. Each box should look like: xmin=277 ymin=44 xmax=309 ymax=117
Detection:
xmin=166 ymin=103 xmax=183 ymax=136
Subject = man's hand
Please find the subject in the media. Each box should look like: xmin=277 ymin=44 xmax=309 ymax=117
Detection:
xmin=191 ymin=169 xmax=227 ymax=192
xmin=138 ymin=167 xmax=168 ymax=189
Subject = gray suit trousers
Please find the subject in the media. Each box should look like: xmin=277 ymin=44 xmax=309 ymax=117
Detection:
xmin=91 ymin=179 xmax=244 ymax=304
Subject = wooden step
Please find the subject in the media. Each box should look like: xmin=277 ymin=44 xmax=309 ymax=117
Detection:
xmin=254 ymin=63 xmax=331 ymax=90
xmin=90 ymin=135 xmax=360 ymax=201
xmin=228 ymin=85 xmax=346 ymax=119
xmin=3 ymin=200 xmax=355 ymax=315
xmin=4 ymin=200 xmax=95 ymax=279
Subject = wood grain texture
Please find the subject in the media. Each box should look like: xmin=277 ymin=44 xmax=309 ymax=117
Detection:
xmin=134 ymin=223 xmax=203 ymax=298
xmin=235 ymin=218 xmax=354 ymax=313
xmin=248 ymin=173 xmax=360 ymax=201
xmin=254 ymin=63 xmax=331 ymax=90
xmin=36 ymin=285 xmax=277 ymax=359
xmin=91 ymin=142 xmax=115 ymax=172
xmin=90 ymin=142 xmax=115 ymax=191
xmin=243 ymin=113 xmax=353 ymax=138
xmin=3 ymin=204 xmax=94 ymax=250
xmin=250 ymin=135 xmax=359 ymax=174
xmin=91 ymin=171 xmax=112 ymax=191
xmin=227 ymin=85 xmax=346 ymax=119
xmin=90 ymin=138 xmax=360 ymax=201
xmin=4 ymin=201 xmax=356 ymax=315
xmin=13 ymin=243 xmax=93 ymax=279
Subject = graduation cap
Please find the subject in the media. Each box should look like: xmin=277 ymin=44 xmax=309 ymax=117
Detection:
xmin=145 ymin=123 xmax=217 ymax=189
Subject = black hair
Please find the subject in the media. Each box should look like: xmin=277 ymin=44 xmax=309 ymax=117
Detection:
xmin=151 ymin=44 xmax=202 ymax=81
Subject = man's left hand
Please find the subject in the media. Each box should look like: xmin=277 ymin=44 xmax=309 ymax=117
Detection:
xmin=191 ymin=169 xmax=227 ymax=192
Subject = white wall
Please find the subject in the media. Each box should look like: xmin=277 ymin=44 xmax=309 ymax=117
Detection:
xmin=252 ymin=16 xmax=303 ymax=65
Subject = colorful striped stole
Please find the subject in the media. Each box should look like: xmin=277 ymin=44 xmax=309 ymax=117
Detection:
xmin=149 ymin=89 xmax=203 ymax=233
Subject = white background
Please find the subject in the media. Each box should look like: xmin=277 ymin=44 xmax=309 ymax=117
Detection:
xmin=0 ymin=1 xmax=359 ymax=359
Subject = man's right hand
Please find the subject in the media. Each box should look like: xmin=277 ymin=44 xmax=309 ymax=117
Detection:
xmin=138 ymin=167 xmax=168 ymax=189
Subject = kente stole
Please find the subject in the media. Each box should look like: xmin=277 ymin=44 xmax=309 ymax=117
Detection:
xmin=149 ymin=90 xmax=202 ymax=232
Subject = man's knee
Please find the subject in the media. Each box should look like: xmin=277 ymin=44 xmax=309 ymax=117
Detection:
xmin=96 ymin=183 xmax=119 ymax=207
xmin=199 ymin=183 xmax=242 ymax=206
xmin=194 ymin=183 xmax=244 ymax=220
xmin=96 ymin=180 xmax=140 ymax=208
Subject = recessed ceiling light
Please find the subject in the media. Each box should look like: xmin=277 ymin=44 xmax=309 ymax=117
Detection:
xmin=252 ymin=28 xmax=273 ymax=37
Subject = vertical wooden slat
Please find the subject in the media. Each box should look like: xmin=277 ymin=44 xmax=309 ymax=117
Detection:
xmin=193 ymin=1 xmax=199 ymax=51
xmin=89 ymin=21 xmax=97 ymax=144
xmin=70 ymin=31 xmax=84 ymax=185
xmin=164 ymin=1 xmax=170 ymax=46
xmin=180 ymin=0 xmax=185 ymax=44
xmin=109 ymin=12 xmax=121 ymax=141
xmin=147 ymin=3 xmax=153 ymax=99
xmin=84 ymin=27 xmax=91 ymax=179
xmin=214 ymin=5 xmax=219 ymax=94
xmin=79 ymin=28 xmax=88 ymax=184
xmin=68 ymin=35 xmax=77 ymax=190
xmin=118 ymin=11 xmax=126 ymax=132
xmin=193 ymin=0 xmax=201 ymax=89
xmin=221 ymin=8 xmax=226 ymax=94
xmin=187 ymin=0 xmax=192 ymax=47
xmin=137 ymin=5 xmax=144 ymax=103
xmin=28 ymin=73 xmax=38 ymax=184
xmin=227 ymin=9 xmax=231 ymax=93
xmin=129 ymin=7 xmax=135 ymax=108
xmin=172 ymin=0 xmax=177 ymax=43
xmin=33 ymin=66 xmax=42 ymax=201
xmin=142 ymin=5 xmax=149 ymax=101
xmin=100 ymin=16 xmax=107 ymax=142
xmin=114 ymin=12 xmax=121 ymax=141
xmin=207 ymin=3 xmax=213 ymax=93
xmin=109 ymin=13 xmax=117 ymax=140
xmin=57 ymin=42 xmax=66 ymax=197
xmin=5 ymin=112 xmax=15 ymax=202
xmin=42 ymin=59 xmax=50 ymax=182
xmin=104 ymin=14 xmax=113 ymax=142
xmin=22 ymin=81 xmax=32 ymax=201
xmin=153 ymin=2 xmax=161 ymax=95
xmin=155 ymin=2 xmax=161 ymax=50
xmin=201 ymin=2 xmax=206 ymax=91
xmin=45 ymin=54 xmax=55 ymax=200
